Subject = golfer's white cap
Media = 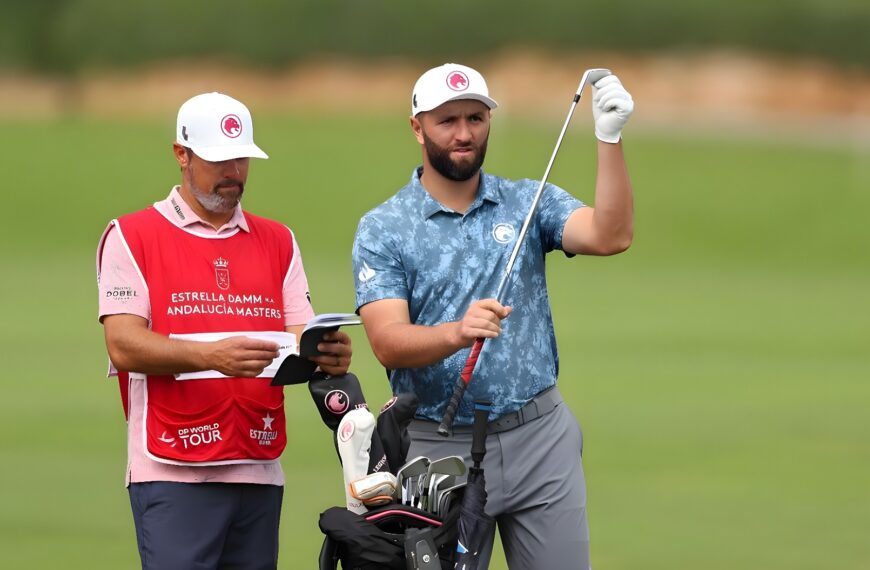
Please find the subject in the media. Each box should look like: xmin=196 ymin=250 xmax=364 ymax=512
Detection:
xmin=411 ymin=63 xmax=498 ymax=117
xmin=176 ymin=92 xmax=269 ymax=161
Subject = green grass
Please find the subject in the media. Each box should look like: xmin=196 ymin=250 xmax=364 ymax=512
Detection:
xmin=1 ymin=113 xmax=868 ymax=569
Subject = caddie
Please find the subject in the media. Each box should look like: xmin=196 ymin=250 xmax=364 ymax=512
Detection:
xmin=96 ymin=92 xmax=352 ymax=569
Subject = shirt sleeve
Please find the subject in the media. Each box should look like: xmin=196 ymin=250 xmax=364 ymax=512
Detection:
xmin=352 ymin=215 xmax=409 ymax=311
xmin=283 ymin=230 xmax=316 ymax=326
xmin=537 ymin=183 xmax=585 ymax=253
xmin=97 ymin=223 xmax=151 ymax=322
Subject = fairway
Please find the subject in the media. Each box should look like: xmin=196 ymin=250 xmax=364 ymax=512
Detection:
xmin=1 ymin=113 xmax=868 ymax=569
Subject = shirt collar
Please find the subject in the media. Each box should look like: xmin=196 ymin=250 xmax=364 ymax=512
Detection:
xmin=410 ymin=167 xmax=501 ymax=220
xmin=157 ymin=186 xmax=250 ymax=234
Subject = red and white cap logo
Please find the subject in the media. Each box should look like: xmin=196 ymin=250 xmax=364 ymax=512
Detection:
xmin=446 ymin=71 xmax=469 ymax=91
xmin=221 ymin=114 xmax=242 ymax=138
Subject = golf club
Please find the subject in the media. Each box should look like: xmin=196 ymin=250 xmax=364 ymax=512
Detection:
xmin=395 ymin=456 xmax=430 ymax=505
xmin=438 ymin=68 xmax=612 ymax=436
xmin=336 ymin=408 xmax=376 ymax=514
xmin=435 ymin=482 xmax=466 ymax=517
xmin=419 ymin=455 xmax=466 ymax=510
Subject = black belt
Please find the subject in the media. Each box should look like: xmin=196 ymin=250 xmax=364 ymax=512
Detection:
xmin=410 ymin=386 xmax=563 ymax=435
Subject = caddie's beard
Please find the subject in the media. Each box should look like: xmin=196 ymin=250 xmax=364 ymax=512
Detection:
xmin=422 ymin=131 xmax=488 ymax=182
xmin=187 ymin=170 xmax=244 ymax=213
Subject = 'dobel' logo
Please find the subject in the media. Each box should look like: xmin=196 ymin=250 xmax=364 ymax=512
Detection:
xmin=214 ymin=257 xmax=230 ymax=290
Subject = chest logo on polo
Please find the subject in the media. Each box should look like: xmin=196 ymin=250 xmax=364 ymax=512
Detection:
xmin=492 ymin=223 xmax=516 ymax=244
xmin=214 ymin=257 xmax=230 ymax=290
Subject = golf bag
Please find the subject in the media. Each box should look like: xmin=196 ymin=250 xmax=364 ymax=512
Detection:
xmin=318 ymin=493 xmax=463 ymax=570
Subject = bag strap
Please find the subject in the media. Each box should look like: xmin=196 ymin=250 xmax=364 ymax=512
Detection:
xmin=318 ymin=535 xmax=340 ymax=570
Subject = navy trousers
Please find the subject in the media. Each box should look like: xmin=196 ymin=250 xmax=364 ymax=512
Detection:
xmin=129 ymin=482 xmax=283 ymax=570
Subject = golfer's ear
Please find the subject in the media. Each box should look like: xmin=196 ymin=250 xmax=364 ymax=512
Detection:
xmin=410 ymin=116 xmax=425 ymax=145
xmin=173 ymin=143 xmax=189 ymax=168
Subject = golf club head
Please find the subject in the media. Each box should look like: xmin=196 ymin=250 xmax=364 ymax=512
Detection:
xmin=421 ymin=456 xmax=466 ymax=510
xmin=427 ymin=455 xmax=466 ymax=477
xmin=395 ymin=456 xmax=430 ymax=505
xmin=576 ymin=68 xmax=612 ymax=95
xmin=436 ymin=482 xmax=466 ymax=517
xmin=428 ymin=473 xmax=456 ymax=514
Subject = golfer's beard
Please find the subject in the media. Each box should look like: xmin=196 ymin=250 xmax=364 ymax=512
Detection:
xmin=423 ymin=134 xmax=487 ymax=182
xmin=191 ymin=180 xmax=244 ymax=213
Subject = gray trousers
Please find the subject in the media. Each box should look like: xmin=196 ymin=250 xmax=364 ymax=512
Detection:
xmin=407 ymin=403 xmax=590 ymax=570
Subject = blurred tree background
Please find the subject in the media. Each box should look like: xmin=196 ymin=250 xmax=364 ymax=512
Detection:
xmin=1 ymin=0 xmax=868 ymax=76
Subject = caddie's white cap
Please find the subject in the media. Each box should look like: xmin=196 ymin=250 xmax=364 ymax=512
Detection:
xmin=176 ymin=92 xmax=269 ymax=161
xmin=411 ymin=63 xmax=498 ymax=117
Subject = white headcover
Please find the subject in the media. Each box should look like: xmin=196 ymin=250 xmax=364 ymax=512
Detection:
xmin=336 ymin=408 xmax=376 ymax=514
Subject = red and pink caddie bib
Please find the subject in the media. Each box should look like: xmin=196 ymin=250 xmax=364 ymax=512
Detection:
xmin=111 ymin=207 xmax=293 ymax=465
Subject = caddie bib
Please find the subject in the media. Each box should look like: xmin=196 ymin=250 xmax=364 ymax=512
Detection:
xmin=112 ymin=207 xmax=293 ymax=465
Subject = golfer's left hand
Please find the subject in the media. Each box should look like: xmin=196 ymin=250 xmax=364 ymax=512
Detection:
xmin=310 ymin=330 xmax=352 ymax=375
xmin=592 ymin=74 xmax=634 ymax=143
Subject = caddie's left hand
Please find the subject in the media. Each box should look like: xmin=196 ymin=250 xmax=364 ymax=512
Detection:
xmin=310 ymin=330 xmax=352 ymax=376
xmin=592 ymin=74 xmax=634 ymax=143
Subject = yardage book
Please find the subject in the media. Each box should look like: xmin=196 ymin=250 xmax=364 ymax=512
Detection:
xmin=271 ymin=312 xmax=362 ymax=385
xmin=298 ymin=313 xmax=362 ymax=356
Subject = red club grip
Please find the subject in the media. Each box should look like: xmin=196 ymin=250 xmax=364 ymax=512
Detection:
xmin=461 ymin=339 xmax=484 ymax=382
xmin=438 ymin=339 xmax=485 ymax=436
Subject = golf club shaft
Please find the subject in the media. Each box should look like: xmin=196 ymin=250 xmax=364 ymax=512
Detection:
xmin=437 ymin=70 xmax=609 ymax=437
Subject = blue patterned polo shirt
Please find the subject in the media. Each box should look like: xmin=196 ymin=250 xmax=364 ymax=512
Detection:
xmin=353 ymin=168 xmax=584 ymax=424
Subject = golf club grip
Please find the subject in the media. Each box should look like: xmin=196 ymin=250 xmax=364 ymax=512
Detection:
xmin=437 ymin=339 xmax=485 ymax=436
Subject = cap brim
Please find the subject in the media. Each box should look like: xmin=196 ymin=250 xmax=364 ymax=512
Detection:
xmin=192 ymin=144 xmax=269 ymax=161
xmin=414 ymin=94 xmax=498 ymax=116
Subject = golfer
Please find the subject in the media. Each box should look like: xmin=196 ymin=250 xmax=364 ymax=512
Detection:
xmin=352 ymin=63 xmax=634 ymax=569
xmin=96 ymin=92 xmax=351 ymax=569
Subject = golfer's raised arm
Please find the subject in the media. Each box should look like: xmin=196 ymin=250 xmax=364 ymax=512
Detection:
xmin=562 ymin=74 xmax=635 ymax=256
xmin=359 ymin=298 xmax=510 ymax=369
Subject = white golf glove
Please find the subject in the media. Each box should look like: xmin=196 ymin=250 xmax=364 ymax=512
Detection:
xmin=592 ymin=75 xmax=634 ymax=143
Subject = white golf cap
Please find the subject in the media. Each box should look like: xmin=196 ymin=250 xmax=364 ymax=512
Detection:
xmin=411 ymin=63 xmax=498 ymax=117
xmin=176 ymin=92 xmax=269 ymax=161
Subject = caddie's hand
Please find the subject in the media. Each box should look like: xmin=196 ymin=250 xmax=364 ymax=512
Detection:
xmin=309 ymin=330 xmax=352 ymax=376
xmin=451 ymin=299 xmax=512 ymax=349
xmin=208 ymin=336 xmax=281 ymax=378
xmin=592 ymin=74 xmax=634 ymax=143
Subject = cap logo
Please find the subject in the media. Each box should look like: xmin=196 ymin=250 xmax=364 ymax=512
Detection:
xmin=446 ymin=71 xmax=469 ymax=91
xmin=221 ymin=114 xmax=242 ymax=138
xmin=181 ymin=126 xmax=189 ymax=141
